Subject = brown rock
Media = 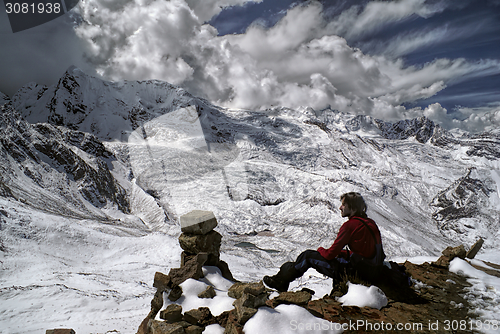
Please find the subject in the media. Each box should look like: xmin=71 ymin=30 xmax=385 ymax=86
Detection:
xmin=168 ymin=285 xmax=183 ymax=302
xmin=234 ymin=304 xmax=258 ymax=325
xmin=154 ymin=272 xmax=172 ymax=291
xmin=442 ymin=245 xmax=466 ymax=259
xmin=432 ymin=255 xmax=452 ymax=268
xmin=228 ymin=281 xmax=265 ymax=299
xmin=213 ymin=310 xmax=231 ymax=328
xmin=180 ymin=210 xmax=218 ymax=235
xmin=152 ymin=289 xmax=164 ymax=313
xmin=216 ymin=260 xmax=236 ymax=282
xmin=183 ymin=307 xmax=213 ymax=325
xmin=180 ymin=252 xmax=194 ymax=267
xmin=223 ymin=310 xmax=244 ymax=334
xmin=169 ymin=253 xmax=208 ymax=286
xmin=178 ymin=231 xmax=222 ymax=265
xmin=466 ymin=238 xmax=484 ymax=259
xmin=46 ymin=330 xmax=75 ymax=334
xmin=137 ymin=309 xmax=158 ymax=334
xmin=266 ymin=290 xmax=312 ymax=308
xmin=148 ymin=320 xmax=185 ymax=334
xmin=185 ymin=325 xmax=204 ymax=334
xmin=198 ymin=285 xmax=216 ymax=299
xmin=160 ymin=304 xmax=183 ymax=323
xmin=433 ymin=245 xmax=467 ymax=268
xmin=233 ymin=292 xmax=268 ymax=309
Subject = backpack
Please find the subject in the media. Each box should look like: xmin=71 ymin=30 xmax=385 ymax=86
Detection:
xmin=349 ymin=218 xmax=386 ymax=280
xmin=382 ymin=261 xmax=412 ymax=287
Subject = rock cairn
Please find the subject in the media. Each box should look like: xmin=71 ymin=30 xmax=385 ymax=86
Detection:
xmin=177 ymin=210 xmax=234 ymax=281
xmin=137 ymin=209 xmax=313 ymax=334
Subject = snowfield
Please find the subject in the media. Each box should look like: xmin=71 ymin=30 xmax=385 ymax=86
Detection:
xmin=1 ymin=68 xmax=500 ymax=333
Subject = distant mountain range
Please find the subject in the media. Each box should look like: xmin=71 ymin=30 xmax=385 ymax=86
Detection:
xmin=2 ymin=67 xmax=499 ymax=269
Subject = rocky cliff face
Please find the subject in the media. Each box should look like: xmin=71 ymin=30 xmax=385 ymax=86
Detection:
xmin=431 ymin=127 xmax=500 ymax=160
xmin=0 ymin=102 xmax=129 ymax=219
xmin=430 ymin=167 xmax=499 ymax=241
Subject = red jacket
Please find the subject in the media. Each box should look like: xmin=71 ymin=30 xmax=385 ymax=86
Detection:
xmin=317 ymin=216 xmax=382 ymax=261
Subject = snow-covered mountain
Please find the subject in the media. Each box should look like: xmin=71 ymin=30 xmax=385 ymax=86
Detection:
xmin=2 ymin=67 xmax=500 ymax=333
xmin=7 ymin=67 xmax=500 ymax=260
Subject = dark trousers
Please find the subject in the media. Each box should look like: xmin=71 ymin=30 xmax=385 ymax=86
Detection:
xmin=277 ymin=250 xmax=350 ymax=283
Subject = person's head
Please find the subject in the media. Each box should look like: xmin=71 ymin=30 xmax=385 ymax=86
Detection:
xmin=339 ymin=192 xmax=367 ymax=218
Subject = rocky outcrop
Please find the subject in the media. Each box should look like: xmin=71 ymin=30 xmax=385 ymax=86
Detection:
xmin=466 ymin=238 xmax=484 ymax=259
xmin=432 ymin=244 xmax=466 ymax=268
xmin=374 ymin=116 xmax=436 ymax=143
xmin=430 ymin=168 xmax=493 ymax=236
xmin=306 ymin=260 xmax=477 ymax=333
xmin=139 ymin=233 xmax=495 ymax=334
xmin=0 ymin=104 xmax=129 ymax=217
xmin=431 ymin=127 xmax=500 ymax=160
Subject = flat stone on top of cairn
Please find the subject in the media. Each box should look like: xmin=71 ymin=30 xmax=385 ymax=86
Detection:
xmin=180 ymin=210 xmax=218 ymax=235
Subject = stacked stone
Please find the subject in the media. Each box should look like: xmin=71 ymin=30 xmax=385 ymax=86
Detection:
xmin=178 ymin=210 xmax=234 ymax=282
xmin=137 ymin=210 xmax=236 ymax=334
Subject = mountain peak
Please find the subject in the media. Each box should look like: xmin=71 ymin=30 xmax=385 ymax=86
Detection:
xmin=374 ymin=116 xmax=436 ymax=143
xmin=12 ymin=67 xmax=196 ymax=141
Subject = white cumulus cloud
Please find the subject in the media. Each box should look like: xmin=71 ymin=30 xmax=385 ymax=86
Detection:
xmin=74 ymin=0 xmax=500 ymax=132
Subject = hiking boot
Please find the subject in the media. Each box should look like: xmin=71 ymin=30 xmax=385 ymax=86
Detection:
xmin=263 ymin=275 xmax=289 ymax=292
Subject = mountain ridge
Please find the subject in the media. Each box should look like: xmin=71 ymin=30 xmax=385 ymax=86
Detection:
xmin=3 ymin=67 xmax=500 ymax=272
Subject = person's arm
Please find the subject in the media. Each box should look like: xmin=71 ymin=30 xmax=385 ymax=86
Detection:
xmin=317 ymin=222 xmax=352 ymax=260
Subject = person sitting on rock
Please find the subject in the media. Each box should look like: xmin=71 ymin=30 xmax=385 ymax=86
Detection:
xmin=263 ymin=192 xmax=385 ymax=292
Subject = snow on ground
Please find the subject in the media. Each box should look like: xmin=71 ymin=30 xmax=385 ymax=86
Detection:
xmin=2 ymin=196 xmax=500 ymax=334
xmin=449 ymin=257 xmax=500 ymax=334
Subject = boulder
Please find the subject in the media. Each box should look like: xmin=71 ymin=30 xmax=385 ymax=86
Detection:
xmin=185 ymin=325 xmax=204 ymax=334
xmin=169 ymin=253 xmax=208 ymax=286
xmin=180 ymin=210 xmax=218 ymax=235
xmin=229 ymin=281 xmax=269 ymax=326
xmin=168 ymin=285 xmax=183 ymax=302
xmin=228 ymin=281 xmax=265 ymax=299
xmin=223 ymin=310 xmax=244 ymax=334
xmin=154 ymin=272 xmax=172 ymax=291
xmin=433 ymin=244 xmax=466 ymax=268
xmin=148 ymin=320 xmax=185 ymax=334
xmin=160 ymin=304 xmax=183 ymax=323
xmin=183 ymin=307 xmax=213 ymax=326
xmin=233 ymin=304 xmax=257 ymax=325
xmin=46 ymin=330 xmax=75 ymax=334
xmin=442 ymin=245 xmax=466 ymax=259
xmin=198 ymin=285 xmax=216 ymax=299
xmin=151 ymin=289 xmax=164 ymax=314
xmin=233 ymin=292 xmax=268 ymax=309
xmin=216 ymin=260 xmax=236 ymax=282
xmin=266 ymin=290 xmax=312 ymax=308
xmin=466 ymin=238 xmax=484 ymax=259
